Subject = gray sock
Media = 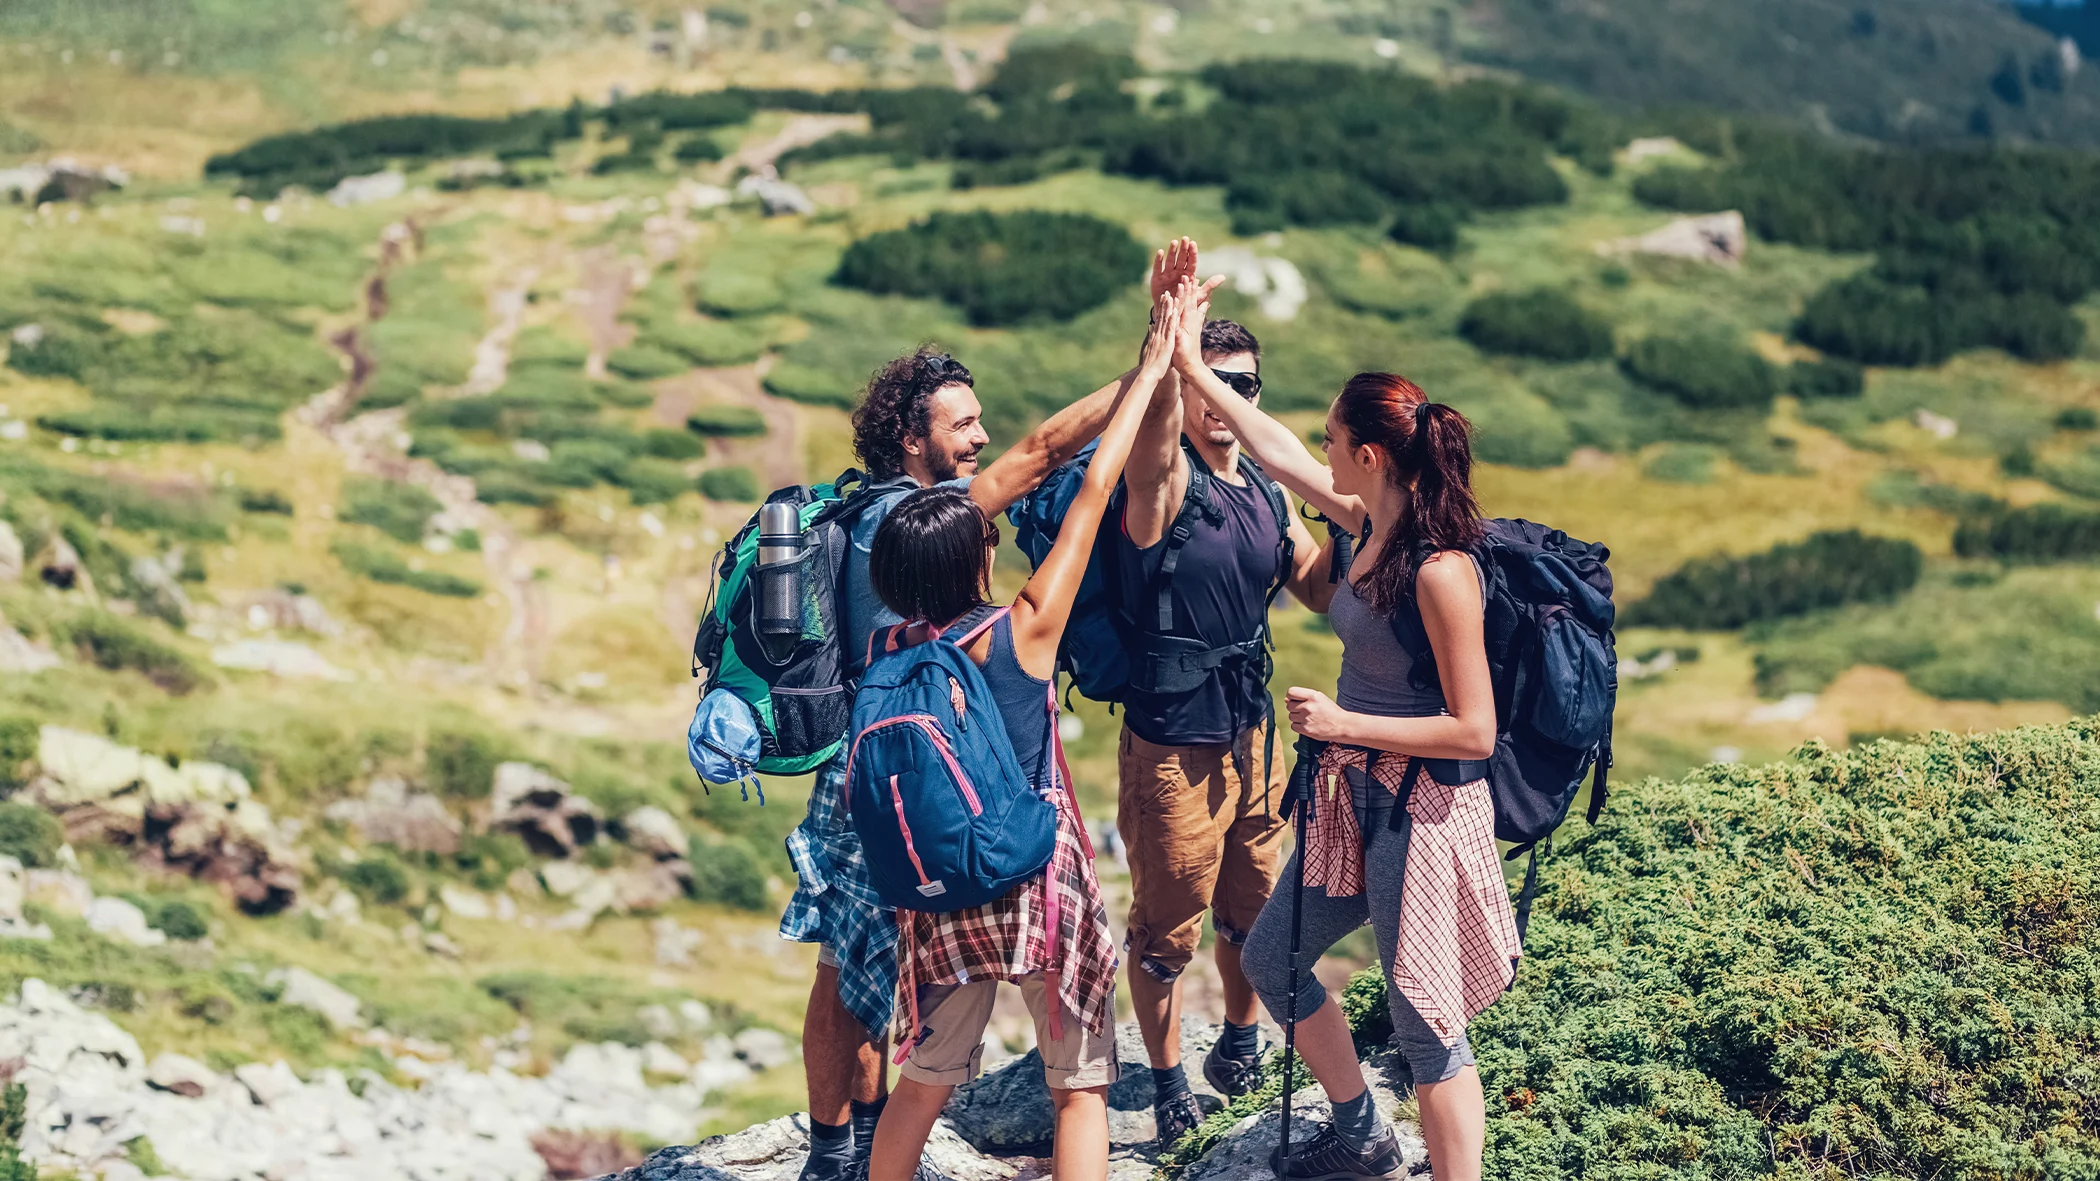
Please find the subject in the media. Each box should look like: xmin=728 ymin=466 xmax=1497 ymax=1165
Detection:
xmin=1329 ymin=1088 xmax=1385 ymax=1152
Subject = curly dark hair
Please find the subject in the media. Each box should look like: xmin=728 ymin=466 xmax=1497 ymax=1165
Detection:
xmin=851 ymin=348 xmax=975 ymax=480
xmin=1201 ymin=318 xmax=1260 ymax=362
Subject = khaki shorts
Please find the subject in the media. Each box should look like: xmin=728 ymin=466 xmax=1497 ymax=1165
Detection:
xmin=1117 ymin=720 xmax=1289 ymax=982
xmin=901 ymin=974 xmax=1119 ymax=1091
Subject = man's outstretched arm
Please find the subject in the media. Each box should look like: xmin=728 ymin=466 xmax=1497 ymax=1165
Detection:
xmin=968 ymin=369 xmax=1134 ymax=519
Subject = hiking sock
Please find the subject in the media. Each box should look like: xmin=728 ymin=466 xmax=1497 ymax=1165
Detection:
xmin=1329 ymin=1088 xmax=1386 ymax=1153
xmin=849 ymin=1096 xmax=886 ymax=1156
xmin=1217 ymin=1020 xmax=1260 ymax=1061
xmin=802 ymin=1116 xmax=853 ymax=1178
xmin=1151 ymin=1064 xmax=1191 ymax=1104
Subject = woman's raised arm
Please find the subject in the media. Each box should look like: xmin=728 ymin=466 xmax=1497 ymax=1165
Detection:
xmin=1007 ymin=293 xmax=1181 ymax=678
xmin=1168 ymin=276 xmax=1367 ymax=532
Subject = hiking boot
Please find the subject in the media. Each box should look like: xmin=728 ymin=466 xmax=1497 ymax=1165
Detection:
xmin=1154 ymin=1088 xmax=1210 ymax=1150
xmin=797 ymin=1138 xmax=858 ymax=1181
xmin=1268 ymin=1121 xmax=1404 ymax=1180
xmin=1201 ymin=1039 xmax=1264 ymax=1098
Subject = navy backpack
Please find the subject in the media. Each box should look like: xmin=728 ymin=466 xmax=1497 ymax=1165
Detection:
xmin=844 ymin=606 xmax=1058 ymax=913
xmin=1391 ymin=519 xmax=1617 ymax=935
xmin=1005 ymin=440 xmax=1293 ymax=704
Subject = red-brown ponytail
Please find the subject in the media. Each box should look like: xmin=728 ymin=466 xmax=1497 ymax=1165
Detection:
xmin=1332 ymin=373 xmax=1484 ymax=616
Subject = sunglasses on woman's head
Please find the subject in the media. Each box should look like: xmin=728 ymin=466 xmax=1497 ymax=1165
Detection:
xmin=1210 ymin=369 xmax=1261 ymax=400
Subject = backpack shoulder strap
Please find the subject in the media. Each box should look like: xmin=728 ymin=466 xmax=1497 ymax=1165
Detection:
xmin=1150 ymin=444 xmax=1219 ymax=633
xmin=938 ymin=603 xmax=1009 ymax=648
xmin=1239 ymin=455 xmax=1296 ymax=608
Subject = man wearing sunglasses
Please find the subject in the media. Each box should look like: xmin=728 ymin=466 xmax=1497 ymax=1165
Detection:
xmin=1116 ymin=240 xmax=1327 ymax=1147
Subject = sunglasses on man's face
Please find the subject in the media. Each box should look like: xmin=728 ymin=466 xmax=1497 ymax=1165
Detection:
xmin=1210 ymin=369 xmax=1261 ymax=400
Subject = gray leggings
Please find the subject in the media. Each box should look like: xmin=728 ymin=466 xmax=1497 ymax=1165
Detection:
xmin=1240 ymin=811 xmax=1476 ymax=1085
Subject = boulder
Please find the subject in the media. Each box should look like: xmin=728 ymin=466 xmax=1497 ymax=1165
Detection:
xmin=234 ymin=1058 xmax=302 ymax=1106
xmin=327 ymin=776 xmax=462 ymax=854
xmin=491 ymin=763 xmax=601 ymax=857
xmin=145 ymin=1052 xmax=214 ymax=1098
xmin=84 ymin=897 xmax=165 ymax=948
xmin=642 ymin=1042 xmax=689 ymax=1077
xmin=606 ymin=1114 xmax=1023 ymax=1181
xmin=1598 ymin=210 xmax=1746 ymax=268
xmin=946 ymin=1018 xmax=1223 ymax=1154
xmin=620 ymin=806 xmax=687 ymax=860
xmin=267 ymin=966 xmax=366 ymax=1031
xmin=613 ymin=863 xmax=689 ymax=914
xmin=730 ymin=1028 xmax=794 ymax=1072
xmin=440 ymin=885 xmax=492 ymax=920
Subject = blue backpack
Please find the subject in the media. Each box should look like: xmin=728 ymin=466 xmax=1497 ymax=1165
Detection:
xmin=1390 ymin=519 xmax=1617 ymax=935
xmin=1005 ymin=440 xmax=1293 ymax=704
xmin=844 ymin=606 xmax=1058 ymax=913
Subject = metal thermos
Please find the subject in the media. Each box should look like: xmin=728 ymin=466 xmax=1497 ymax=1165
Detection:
xmin=755 ymin=502 xmax=804 ymax=638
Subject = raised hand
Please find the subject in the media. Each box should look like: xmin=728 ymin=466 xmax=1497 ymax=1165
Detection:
xmin=1170 ymin=274 xmax=1222 ymax=372
xmin=1140 ymin=289 xmax=1181 ymax=374
xmin=1150 ymin=237 xmax=1198 ymax=304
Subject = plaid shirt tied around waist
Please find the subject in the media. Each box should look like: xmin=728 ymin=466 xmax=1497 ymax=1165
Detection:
xmin=1303 ymin=744 xmax=1522 ymax=1042
xmin=895 ymin=772 xmax=1118 ymax=1054
xmin=780 ymin=757 xmax=898 ymax=1039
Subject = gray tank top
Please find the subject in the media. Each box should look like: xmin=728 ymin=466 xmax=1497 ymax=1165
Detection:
xmin=1329 ymin=554 xmax=1482 ymax=719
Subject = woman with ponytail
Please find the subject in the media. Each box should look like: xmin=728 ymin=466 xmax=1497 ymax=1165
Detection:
xmin=1165 ymin=277 xmax=1517 ymax=1181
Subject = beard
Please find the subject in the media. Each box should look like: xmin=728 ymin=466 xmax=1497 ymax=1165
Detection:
xmin=926 ymin=443 xmax=983 ymax=483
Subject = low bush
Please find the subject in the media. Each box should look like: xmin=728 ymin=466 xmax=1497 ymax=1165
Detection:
xmin=0 ymin=718 xmax=36 ymax=791
xmin=761 ymin=362 xmax=856 ymax=409
xmin=642 ymin=429 xmax=705 ymax=461
xmin=1224 ymin=171 xmax=1388 ymax=235
xmin=452 ymin=832 xmax=531 ymax=891
xmin=340 ymin=477 xmax=440 ymax=545
xmin=696 ymin=272 xmax=786 ymax=318
xmin=2057 ymin=407 xmax=2099 ymax=431
xmin=686 ymin=405 xmax=767 ymax=437
xmin=1786 ymin=357 xmax=1864 ymax=398
xmin=674 ymin=136 xmax=725 ymax=163
xmin=1954 ymin=503 xmax=2100 ymax=563
xmin=0 ymin=803 xmax=62 ymax=868
xmin=340 ymin=855 xmax=411 ymax=905
xmin=1387 ymin=204 xmax=1464 ymax=252
xmin=134 ymin=898 xmax=209 ymax=941
xmin=1620 ymin=334 xmax=1777 ymax=411
xmin=332 ymin=541 xmax=483 ymax=598
xmin=686 ymin=836 xmax=768 ymax=910
xmin=698 ymin=466 xmax=759 ymax=503
xmin=615 ymin=458 xmax=690 ymax=505
xmin=1797 ymin=276 xmax=2086 ymax=366
xmin=835 ymin=210 xmax=1146 ymax=326
xmin=57 ymin=613 xmax=207 ymax=693
xmin=644 ymin=319 xmax=766 ymax=367
xmin=1628 ymin=529 xmax=1923 ymax=629
xmin=1458 ymin=290 xmax=1612 ymax=361
xmin=605 ymin=345 xmax=688 ymax=381
xmin=239 ymin=488 xmax=294 ymax=515
xmin=427 ymin=730 xmax=504 ymax=799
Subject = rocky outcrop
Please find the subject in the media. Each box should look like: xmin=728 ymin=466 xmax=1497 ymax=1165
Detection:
xmin=491 ymin=763 xmax=602 ymax=858
xmin=325 ymin=776 xmax=463 ymax=854
xmin=27 ymin=726 xmax=302 ymax=913
xmin=1 ymin=978 xmax=785 ymax=1181
xmin=602 ymin=1024 xmax=1431 ymax=1181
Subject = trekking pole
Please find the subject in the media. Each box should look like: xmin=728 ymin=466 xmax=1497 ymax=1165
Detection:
xmin=1278 ymin=736 xmax=1316 ymax=1171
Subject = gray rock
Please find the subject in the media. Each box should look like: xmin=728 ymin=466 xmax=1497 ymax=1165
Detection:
xmin=145 ymin=1052 xmax=214 ymax=1098
xmin=607 ymin=1114 xmax=1011 ymax=1181
xmin=730 ymin=1028 xmax=793 ymax=1072
xmin=267 ymin=965 xmax=366 ymax=1030
xmin=621 ymin=806 xmax=687 ymax=859
xmin=491 ymin=762 xmax=602 ymax=857
xmin=84 ymin=897 xmax=165 ymax=948
xmin=946 ymin=1018 xmax=1224 ymax=1154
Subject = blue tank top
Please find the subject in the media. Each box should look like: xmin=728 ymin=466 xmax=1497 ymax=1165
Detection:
xmin=974 ymin=616 xmax=1054 ymax=794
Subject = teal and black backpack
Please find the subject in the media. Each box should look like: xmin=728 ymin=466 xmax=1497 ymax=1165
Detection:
xmin=689 ymin=470 xmax=914 ymax=785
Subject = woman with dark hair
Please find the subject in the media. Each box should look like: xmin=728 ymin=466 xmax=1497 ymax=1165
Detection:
xmin=1164 ymin=278 xmax=1518 ymax=1181
xmin=862 ymin=292 xmax=1187 ymax=1181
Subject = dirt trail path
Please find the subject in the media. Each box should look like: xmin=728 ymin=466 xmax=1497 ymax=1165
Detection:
xmin=462 ymin=268 xmax=538 ymax=396
xmin=307 ymin=218 xmax=549 ymax=692
xmin=727 ymin=114 xmax=869 ymax=175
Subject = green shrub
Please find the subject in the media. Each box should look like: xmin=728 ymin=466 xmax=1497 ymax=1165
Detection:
xmin=761 ymin=362 xmax=856 ymax=409
xmin=1458 ymin=290 xmax=1612 ymax=361
xmin=644 ymin=319 xmax=767 ymax=367
xmin=1620 ymin=334 xmax=1776 ymax=411
xmin=142 ymin=898 xmax=210 ymax=941
xmin=1387 ymin=204 xmax=1464 ymax=252
xmin=697 ymin=466 xmax=760 ymax=503
xmin=1628 ymin=530 xmax=1922 ymax=629
xmin=687 ymin=836 xmax=768 ymax=910
xmin=0 ymin=803 xmax=62 ymax=868
xmin=478 ymin=971 xmax=670 ymax=1047
xmin=427 ymin=730 xmax=503 ymax=799
xmin=685 ymin=405 xmax=768 ymax=438
xmin=239 ymin=488 xmax=294 ymax=515
xmin=2056 ymin=407 xmax=2098 ymax=431
xmin=453 ymin=832 xmax=531 ymax=891
xmin=1786 ymin=357 xmax=1864 ymax=398
xmin=340 ymin=477 xmax=440 ymax=544
xmin=341 ymin=855 xmax=411 ymax=905
xmin=57 ymin=614 xmax=207 ymax=693
xmin=835 ymin=210 xmax=1146 ymax=326
xmin=0 ymin=718 xmax=35 ymax=791
xmin=1954 ymin=503 xmax=2100 ymax=563
xmin=1224 ymin=170 xmax=1388 ymax=234
xmin=331 ymin=541 xmax=483 ymax=598
xmin=697 ymin=272 xmax=786 ymax=317
xmin=616 ymin=458 xmax=690 ymax=504
xmin=606 ymin=345 xmax=688 ymax=381
xmin=675 ymin=136 xmax=725 ymax=163
xmin=1466 ymin=724 xmax=2100 ymax=1177
xmin=0 ymin=1081 xmax=33 ymax=1181
xmin=642 ymin=428 xmax=705 ymax=460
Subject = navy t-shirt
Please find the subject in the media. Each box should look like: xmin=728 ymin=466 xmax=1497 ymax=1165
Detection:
xmin=1114 ymin=472 xmax=1282 ymax=746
